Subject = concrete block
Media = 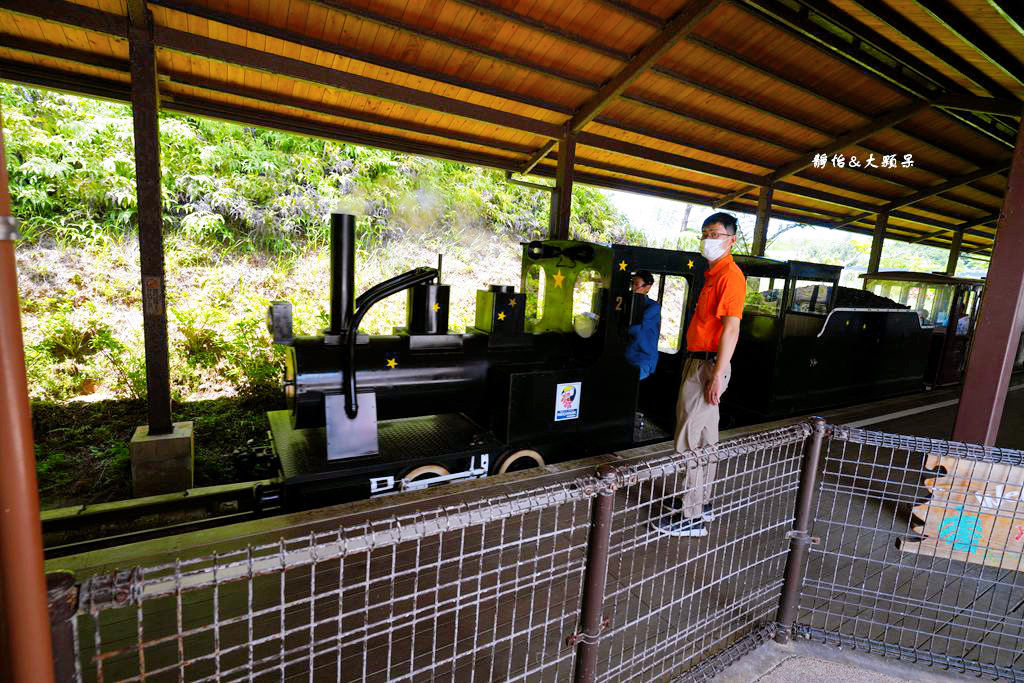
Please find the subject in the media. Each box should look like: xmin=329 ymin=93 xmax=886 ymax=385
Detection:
xmin=130 ymin=421 xmax=194 ymax=497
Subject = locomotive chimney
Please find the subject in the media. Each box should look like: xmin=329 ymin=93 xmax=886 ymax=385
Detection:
xmin=326 ymin=212 xmax=356 ymax=344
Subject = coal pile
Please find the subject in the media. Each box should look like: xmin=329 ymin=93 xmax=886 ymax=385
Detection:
xmin=834 ymin=286 xmax=908 ymax=309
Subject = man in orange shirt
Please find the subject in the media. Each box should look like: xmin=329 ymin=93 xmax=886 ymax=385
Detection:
xmin=653 ymin=212 xmax=746 ymax=537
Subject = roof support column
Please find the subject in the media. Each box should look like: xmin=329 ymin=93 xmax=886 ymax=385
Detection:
xmin=953 ymin=112 xmax=1024 ymax=446
xmin=549 ymin=132 xmax=576 ymax=241
xmin=130 ymin=6 xmax=172 ymax=435
xmin=945 ymin=229 xmax=963 ymax=275
xmin=867 ymin=210 xmax=888 ymax=274
xmin=752 ymin=185 xmax=773 ymax=256
xmin=0 ymin=105 xmax=55 ymax=683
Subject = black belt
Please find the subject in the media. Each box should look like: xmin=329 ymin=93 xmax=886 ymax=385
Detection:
xmin=690 ymin=351 xmax=717 ymax=361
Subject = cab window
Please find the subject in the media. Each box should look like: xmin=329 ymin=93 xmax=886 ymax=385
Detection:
xmin=789 ymin=280 xmax=831 ymax=315
xmin=572 ymin=269 xmax=602 ymax=338
xmin=744 ymin=276 xmax=782 ymax=318
xmin=657 ymin=275 xmax=689 ymax=353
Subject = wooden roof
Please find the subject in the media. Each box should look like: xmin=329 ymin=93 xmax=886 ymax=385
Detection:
xmin=0 ymin=0 xmax=1021 ymax=256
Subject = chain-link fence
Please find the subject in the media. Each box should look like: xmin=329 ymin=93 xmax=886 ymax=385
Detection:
xmin=51 ymin=423 xmax=814 ymax=682
xmin=795 ymin=426 xmax=1024 ymax=680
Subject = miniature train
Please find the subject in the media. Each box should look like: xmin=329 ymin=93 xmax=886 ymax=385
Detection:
xmin=264 ymin=212 xmax=955 ymax=510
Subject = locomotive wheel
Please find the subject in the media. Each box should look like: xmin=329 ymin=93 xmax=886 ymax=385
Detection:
xmin=493 ymin=449 xmax=545 ymax=475
xmin=402 ymin=464 xmax=450 ymax=482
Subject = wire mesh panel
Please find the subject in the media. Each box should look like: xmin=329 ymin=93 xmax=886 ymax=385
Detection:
xmin=596 ymin=424 xmax=810 ymax=682
xmin=62 ymin=423 xmax=816 ymax=683
xmin=72 ymin=482 xmax=595 ymax=682
xmin=797 ymin=426 xmax=1024 ymax=680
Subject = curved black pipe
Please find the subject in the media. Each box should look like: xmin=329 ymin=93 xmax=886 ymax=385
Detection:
xmin=344 ymin=266 xmax=438 ymax=418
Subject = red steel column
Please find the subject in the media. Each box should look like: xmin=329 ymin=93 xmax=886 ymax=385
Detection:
xmin=953 ymin=112 xmax=1024 ymax=445
xmin=0 ymin=108 xmax=56 ymax=682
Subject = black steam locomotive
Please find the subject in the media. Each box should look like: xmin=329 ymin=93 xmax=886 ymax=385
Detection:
xmin=266 ymin=213 xmax=931 ymax=509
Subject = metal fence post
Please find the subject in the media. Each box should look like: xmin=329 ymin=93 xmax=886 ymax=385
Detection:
xmin=775 ymin=417 xmax=828 ymax=643
xmin=570 ymin=464 xmax=618 ymax=683
xmin=47 ymin=572 xmax=78 ymax=683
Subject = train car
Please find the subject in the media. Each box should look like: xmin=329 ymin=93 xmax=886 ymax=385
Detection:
xmin=265 ymin=213 xmax=962 ymax=510
xmin=720 ymin=256 xmax=932 ymax=426
xmin=266 ymin=213 xmax=706 ymax=509
xmin=861 ymin=271 xmax=990 ymax=386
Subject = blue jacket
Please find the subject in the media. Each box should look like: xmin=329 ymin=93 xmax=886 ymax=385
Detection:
xmin=625 ymin=297 xmax=661 ymax=380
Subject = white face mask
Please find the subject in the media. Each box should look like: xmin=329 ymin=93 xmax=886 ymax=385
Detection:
xmin=701 ymin=237 xmax=728 ymax=261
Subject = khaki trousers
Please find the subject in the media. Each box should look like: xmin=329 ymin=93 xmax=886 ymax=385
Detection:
xmin=673 ymin=357 xmax=730 ymax=519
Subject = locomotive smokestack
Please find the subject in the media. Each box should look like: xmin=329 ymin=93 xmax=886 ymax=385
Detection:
xmin=327 ymin=212 xmax=356 ymax=343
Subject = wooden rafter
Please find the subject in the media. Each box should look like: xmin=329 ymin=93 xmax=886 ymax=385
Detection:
xmin=520 ymin=0 xmax=724 ymax=174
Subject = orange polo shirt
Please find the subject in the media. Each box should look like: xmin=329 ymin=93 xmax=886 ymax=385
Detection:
xmin=686 ymin=253 xmax=746 ymax=352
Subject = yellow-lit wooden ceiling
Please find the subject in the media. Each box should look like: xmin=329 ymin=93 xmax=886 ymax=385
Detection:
xmin=0 ymin=0 xmax=1021 ymax=255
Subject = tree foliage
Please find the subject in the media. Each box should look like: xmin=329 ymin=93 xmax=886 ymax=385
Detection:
xmin=1 ymin=84 xmax=640 ymax=251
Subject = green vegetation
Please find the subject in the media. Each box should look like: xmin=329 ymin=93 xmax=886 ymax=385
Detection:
xmin=3 ymin=84 xmax=640 ymax=507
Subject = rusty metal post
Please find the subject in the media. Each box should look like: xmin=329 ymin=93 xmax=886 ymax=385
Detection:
xmin=953 ymin=111 xmax=1024 ymax=446
xmin=130 ymin=8 xmax=173 ymax=435
xmin=752 ymin=185 xmax=773 ymax=256
xmin=0 ymin=107 xmax=56 ymax=683
xmin=549 ymin=132 xmax=576 ymax=241
xmin=47 ymin=572 xmax=78 ymax=683
xmin=571 ymin=464 xmax=617 ymax=683
xmin=775 ymin=417 xmax=827 ymax=643
xmin=866 ymin=210 xmax=888 ymax=274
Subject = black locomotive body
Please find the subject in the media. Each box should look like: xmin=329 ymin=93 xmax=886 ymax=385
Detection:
xmin=266 ymin=213 xmax=943 ymax=510
xmin=266 ymin=213 xmax=706 ymax=509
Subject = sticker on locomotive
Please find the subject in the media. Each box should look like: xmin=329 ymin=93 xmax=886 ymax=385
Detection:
xmin=554 ymin=382 xmax=582 ymax=421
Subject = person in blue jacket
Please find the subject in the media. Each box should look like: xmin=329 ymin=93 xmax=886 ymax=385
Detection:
xmin=624 ymin=270 xmax=661 ymax=380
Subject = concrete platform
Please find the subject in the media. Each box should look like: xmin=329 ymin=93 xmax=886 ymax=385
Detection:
xmin=716 ymin=639 xmax=976 ymax=682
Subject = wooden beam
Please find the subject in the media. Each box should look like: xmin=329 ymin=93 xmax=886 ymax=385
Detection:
xmin=0 ymin=0 xmax=127 ymax=36
xmin=945 ymin=229 xmax=963 ymax=274
xmin=714 ymin=101 xmax=929 ymax=207
xmin=933 ymin=94 xmax=1024 ymax=117
xmin=918 ymin=0 xmax=1024 ymax=89
xmin=589 ymin=0 xmax=664 ymax=28
xmin=521 ymin=0 xmax=722 ymax=173
xmin=849 ymin=0 xmax=1017 ymax=100
xmin=752 ymin=186 xmax=773 ymax=256
xmin=149 ymin=0 xmax=574 ymax=116
xmin=304 ymin=0 xmax=599 ymax=91
xmin=128 ymin=8 xmax=172 ymax=435
xmin=739 ymin=0 xmax=1017 ymax=148
xmin=987 ymin=0 xmax=1024 ymax=38
xmin=549 ymin=133 xmax=577 ymax=240
xmin=5 ymin=0 xmax=1007 ymax=214
xmin=867 ymin=210 xmax=888 ymax=273
xmin=829 ymin=160 xmax=1012 ymax=229
xmin=152 ymin=26 xmax=562 ymax=140
xmin=685 ymin=34 xmax=998 ymax=171
xmin=569 ymin=0 xmax=722 ymax=134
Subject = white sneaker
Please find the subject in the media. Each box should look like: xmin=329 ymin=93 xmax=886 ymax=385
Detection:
xmin=650 ymin=515 xmax=708 ymax=537
xmin=661 ymin=498 xmax=715 ymax=522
